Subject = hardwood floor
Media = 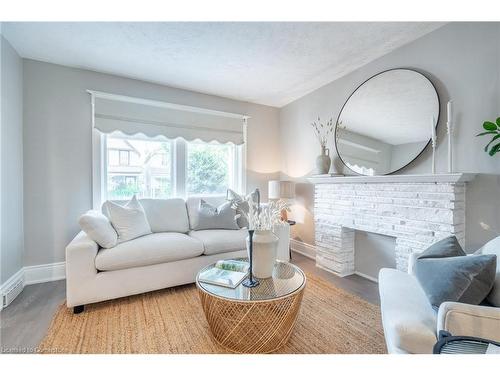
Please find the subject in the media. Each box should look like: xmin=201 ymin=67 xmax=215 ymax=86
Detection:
xmin=0 ymin=252 xmax=379 ymax=352
xmin=0 ymin=280 xmax=66 ymax=353
xmin=292 ymin=252 xmax=380 ymax=305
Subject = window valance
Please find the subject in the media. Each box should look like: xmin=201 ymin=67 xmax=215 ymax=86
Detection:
xmin=88 ymin=91 xmax=248 ymax=145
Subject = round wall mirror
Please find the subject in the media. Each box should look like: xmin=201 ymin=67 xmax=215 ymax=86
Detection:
xmin=335 ymin=69 xmax=440 ymax=176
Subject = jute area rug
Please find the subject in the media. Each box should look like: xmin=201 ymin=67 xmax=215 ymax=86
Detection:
xmin=39 ymin=273 xmax=386 ymax=354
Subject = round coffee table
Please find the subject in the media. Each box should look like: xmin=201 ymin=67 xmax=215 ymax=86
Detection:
xmin=196 ymin=260 xmax=306 ymax=353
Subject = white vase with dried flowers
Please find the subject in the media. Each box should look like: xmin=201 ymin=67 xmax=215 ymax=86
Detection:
xmin=311 ymin=117 xmax=334 ymax=174
xmin=233 ymin=198 xmax=290 ymax=278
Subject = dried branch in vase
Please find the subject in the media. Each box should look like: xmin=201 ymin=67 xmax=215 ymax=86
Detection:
xmin=232 ymin=198 xmax=290 ymax=231
xmin=310 ymin=117 xmax=334 ymax=147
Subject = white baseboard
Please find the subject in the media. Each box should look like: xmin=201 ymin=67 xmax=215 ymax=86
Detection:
xmin=290 ymin=239 xmax=316 ymax=260
xmin=24 ymin=262 xmax=66 ymax=285
xmin=0 ymin=262 xmax=66 ymax=309
xmin=0 ymin=268 xmax=25 ymax=311
xmin=354 ymin=271 xmax=379 ymax=283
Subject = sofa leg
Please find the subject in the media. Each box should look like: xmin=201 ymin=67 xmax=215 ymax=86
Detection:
xmin=73 ymin=305 xmax=84 ymax=314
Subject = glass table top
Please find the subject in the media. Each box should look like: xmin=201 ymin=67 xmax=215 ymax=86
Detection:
xmin=196 ymin=259 xmax=306 ymax=302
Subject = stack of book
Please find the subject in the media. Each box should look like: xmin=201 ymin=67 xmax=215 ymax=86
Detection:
xmin=198 ymin=260 xmax=249 ymax=288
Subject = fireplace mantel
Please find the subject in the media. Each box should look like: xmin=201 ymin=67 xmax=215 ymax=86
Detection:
xmin=308 ymin=173 xmax=476 ymax=184
xmin=308 ymin=172 xmax=475 ymax=278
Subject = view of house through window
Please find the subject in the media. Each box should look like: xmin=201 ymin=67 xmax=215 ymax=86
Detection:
xmin=106 ymin=136 xmax=172 ymax=200
xmin=106 ymin=134 xmax=239 ymax=200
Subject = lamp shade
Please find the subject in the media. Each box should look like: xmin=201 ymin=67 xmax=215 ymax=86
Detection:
xmin=268 ymin=180 xmax=295 ymax=200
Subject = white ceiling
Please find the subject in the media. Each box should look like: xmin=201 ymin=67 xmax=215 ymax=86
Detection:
xmin=3 ymin=22 xmax=444 ymax=107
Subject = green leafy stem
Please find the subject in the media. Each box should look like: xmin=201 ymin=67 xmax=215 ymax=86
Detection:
xmin=477 ymin=117 xmax=500 ymax=156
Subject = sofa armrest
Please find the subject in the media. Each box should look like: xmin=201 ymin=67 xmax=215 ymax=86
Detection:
xmin=437 ymin=302 xmax=500 ymax=342
xmin=65 ymin=231 xmax=99 ymax=306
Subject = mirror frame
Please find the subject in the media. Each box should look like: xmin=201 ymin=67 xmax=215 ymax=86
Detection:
xmin=334 ymin=68 xmax=440 ymax=176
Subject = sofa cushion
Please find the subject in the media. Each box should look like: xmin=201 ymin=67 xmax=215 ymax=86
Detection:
xmin=378 ymin=268 xmax=437 ymax=354
xmin=139 ymin=198 xmax=190 ymax=233
xmin=95 ymin=233 xmax=204 ymax=271
xmin=477 ymin=236 xmax=500 ymax=307
xmin=189 ymin=229 xmax=247 ymax=255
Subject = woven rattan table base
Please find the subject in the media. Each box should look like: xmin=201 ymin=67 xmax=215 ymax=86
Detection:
xmin=198 ymin=284 xmax=305 ymax=353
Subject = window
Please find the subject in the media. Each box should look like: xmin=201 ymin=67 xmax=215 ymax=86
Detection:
xmin=102 ymin=133 xmax=242 ymax=201
xmin=187 ymin=141 xmax=233 ymax=195
xmin=105 ymin=134 xmax=172 ymax=200
xmin=107 ymin=175 xmax=139 ymax=200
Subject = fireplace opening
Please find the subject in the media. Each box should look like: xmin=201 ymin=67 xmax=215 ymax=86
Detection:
xmin=354 ymin=230 xmax=396 ymax=282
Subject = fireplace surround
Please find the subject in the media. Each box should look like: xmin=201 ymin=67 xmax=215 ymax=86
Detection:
xmin=307 ymin=173 xmax=476 ymax=277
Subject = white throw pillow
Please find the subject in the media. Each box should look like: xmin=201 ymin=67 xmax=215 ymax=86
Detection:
xmin=104 ymin=195 xmax=152 ymax=243
xmin=78 ymin=210 xmax=118 ymax=248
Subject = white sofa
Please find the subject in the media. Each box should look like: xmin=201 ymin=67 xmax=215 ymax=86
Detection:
xmin=379 ymin=236 xmax=500 ymax=354
xmin=66 ymin=196 xmax=290 ymax=313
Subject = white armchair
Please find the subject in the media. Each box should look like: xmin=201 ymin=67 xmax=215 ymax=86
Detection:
xmin=379 ymin=236 xmax=500 ymax=354
xmin=437 ymin=302 xmax=500 ymax=342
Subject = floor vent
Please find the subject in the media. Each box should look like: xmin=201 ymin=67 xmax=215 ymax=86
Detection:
xmin=2 ymin=278 xmax=24 ymax=308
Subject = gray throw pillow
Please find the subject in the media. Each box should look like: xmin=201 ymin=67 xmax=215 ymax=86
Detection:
xmin=414 ymin=236 xmax=497 ymax=309
xmin=194 ymin=200 xmax=240 ymax=230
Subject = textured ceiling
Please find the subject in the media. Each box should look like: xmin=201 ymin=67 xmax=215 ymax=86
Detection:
xmin=3 ymin=22 xmax=445 ymax=107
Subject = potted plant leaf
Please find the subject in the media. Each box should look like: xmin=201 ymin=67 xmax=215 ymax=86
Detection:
xmin=477 ymin=118 xmax=500 ymax=156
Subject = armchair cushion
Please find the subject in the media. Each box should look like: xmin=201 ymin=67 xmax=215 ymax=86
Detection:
xmin=477 ymin=236 xmax=500 ymax=307
xmin=437 ymin=301 xmax=500 ymax=342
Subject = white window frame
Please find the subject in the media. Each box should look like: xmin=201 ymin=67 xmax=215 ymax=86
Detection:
xmin=92 ymin=130 xmax=246 ymax=209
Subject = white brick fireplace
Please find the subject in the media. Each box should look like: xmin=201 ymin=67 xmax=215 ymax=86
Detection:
xmin=307 ymin=173 xmax=476 ymax=277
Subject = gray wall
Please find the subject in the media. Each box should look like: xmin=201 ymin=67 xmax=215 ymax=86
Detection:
xmin=354 ymin=231 xmax=396 ymax=280
xmin=23 ymin=60 xmax=281 ymax=266
xmin=280 ymin=23 xmax=500 ymax=255
xmin=1 ymin=36 xmax=24 ymax=283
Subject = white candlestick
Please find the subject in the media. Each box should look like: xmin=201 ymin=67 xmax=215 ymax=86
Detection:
xmin=431 ymin=116 xmax=436 ymax=174
xmin=447 ymin=100 xmax=453 ymax=173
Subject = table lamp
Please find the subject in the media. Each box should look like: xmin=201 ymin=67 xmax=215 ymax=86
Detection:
xmin=268 ymin=180 xmax=295 ymax=221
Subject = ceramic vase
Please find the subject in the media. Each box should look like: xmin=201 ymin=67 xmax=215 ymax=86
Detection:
xmin=316 ymin=145 xmax=331 ymax=175
xmin=247 ymin=230 xmax=278 ymax=278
